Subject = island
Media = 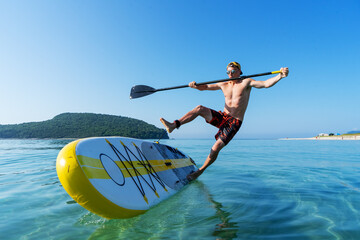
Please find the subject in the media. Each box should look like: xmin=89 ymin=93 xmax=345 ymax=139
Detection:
xmin=0 ymin=113 xmax=169 ymax=139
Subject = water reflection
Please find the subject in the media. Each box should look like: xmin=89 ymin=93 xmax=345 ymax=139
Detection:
xmin=196 ymin=181 xmax=238 ymax=240
xmin=82 ymin=181 xmax=239 ymax=239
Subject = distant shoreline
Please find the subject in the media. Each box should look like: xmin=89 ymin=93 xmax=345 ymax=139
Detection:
xmin=280 ymin=135 xmax=360 ymax=141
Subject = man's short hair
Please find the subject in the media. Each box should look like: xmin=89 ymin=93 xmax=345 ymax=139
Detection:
xmin=227 ymin=61 xmax=242 ymax=75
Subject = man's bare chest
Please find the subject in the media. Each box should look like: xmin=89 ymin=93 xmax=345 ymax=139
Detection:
xmin=222 ymin=82 xmax=249 ymax=99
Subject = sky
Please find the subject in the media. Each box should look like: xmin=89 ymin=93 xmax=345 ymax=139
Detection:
xmin=0 ymin=0 xmax=359 ymax=139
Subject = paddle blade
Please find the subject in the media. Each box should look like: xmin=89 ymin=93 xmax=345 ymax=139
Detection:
xmin=130 ymin=85 xmax=156 ymax=99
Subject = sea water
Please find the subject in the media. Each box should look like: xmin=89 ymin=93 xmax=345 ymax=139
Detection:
xmin=0 ymin=139 xmax=360 ymax=240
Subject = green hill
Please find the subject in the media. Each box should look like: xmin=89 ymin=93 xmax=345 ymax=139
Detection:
xmin=0 ymin=113 xmax=169 ymax=139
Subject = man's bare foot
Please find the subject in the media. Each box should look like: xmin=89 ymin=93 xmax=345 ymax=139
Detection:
xmin=160 ymin=118 xmax=176 ymax=133
xmin=187 ymin=169 xmax=203 ymax=181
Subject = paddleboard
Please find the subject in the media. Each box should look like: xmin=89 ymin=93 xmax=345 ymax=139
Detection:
xmin=56 ymin=137 xmax=197 ymax=219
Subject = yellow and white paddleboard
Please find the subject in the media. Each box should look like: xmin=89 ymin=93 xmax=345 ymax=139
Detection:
xmin=56 ymin=137 xmax=197 ymax=219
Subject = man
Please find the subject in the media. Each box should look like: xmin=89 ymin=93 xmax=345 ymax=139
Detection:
xmin=160 ymin=62 xmax=289 ymax=180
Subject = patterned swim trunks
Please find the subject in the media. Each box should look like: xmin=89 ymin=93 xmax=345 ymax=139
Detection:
xmin=206 ymin=109 xmax=242 ymax=145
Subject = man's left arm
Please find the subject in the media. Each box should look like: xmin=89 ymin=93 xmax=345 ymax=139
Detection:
xmin=250 ymin=67 xmax=289 ymax=89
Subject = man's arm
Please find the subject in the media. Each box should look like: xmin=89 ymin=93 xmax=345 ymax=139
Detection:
xmin=189 ymin=81 xmax=221 ymax=91
xmin=250 ymin=67 xmax=289 ymax=89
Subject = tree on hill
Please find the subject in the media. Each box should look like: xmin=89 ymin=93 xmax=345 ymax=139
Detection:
xmin=0 ymin=113 xmax=169 ymax=139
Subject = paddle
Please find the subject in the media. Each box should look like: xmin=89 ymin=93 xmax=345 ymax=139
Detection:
xmin=130 ymin=70 xmax=282 ymax=99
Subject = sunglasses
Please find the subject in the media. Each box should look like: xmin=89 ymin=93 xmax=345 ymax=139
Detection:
xmin=226 ymin=69 xmax=237 ymax=75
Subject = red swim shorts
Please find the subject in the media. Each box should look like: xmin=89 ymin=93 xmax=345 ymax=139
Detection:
xmin=206 ymin=109 xmax=242 ymax=145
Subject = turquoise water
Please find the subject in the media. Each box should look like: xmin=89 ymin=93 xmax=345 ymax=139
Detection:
xmin=1 ymin=139 xmax=360 ymax=240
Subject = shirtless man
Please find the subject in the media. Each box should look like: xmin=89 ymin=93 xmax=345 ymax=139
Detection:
xmin=160 ymin=62 xmax=289 ymax=181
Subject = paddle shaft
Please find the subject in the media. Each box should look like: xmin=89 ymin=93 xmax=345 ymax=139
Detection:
xmin=154 ymin=71 xmax=281 ymax=93
xmin=129 ymin=70 xmax=283 ymax=99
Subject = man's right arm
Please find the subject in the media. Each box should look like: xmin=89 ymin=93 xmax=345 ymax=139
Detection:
xmin=189 ymin=81 xmax=221 ymax=91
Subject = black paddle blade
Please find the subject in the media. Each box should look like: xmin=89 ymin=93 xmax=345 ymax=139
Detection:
xmin=130 ymin=85 xmax=156 ymax=99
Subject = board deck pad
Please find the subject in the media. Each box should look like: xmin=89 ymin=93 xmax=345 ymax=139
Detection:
xmin=56 ymin=137 xmax=197 ymax=219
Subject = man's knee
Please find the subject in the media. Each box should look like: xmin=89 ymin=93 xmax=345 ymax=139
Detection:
xmin=194 ymin=105 xmax=206 ymax=113
xmin=211 ymin=140 xmax=225 ymax=152
xmin=210 ymin=144 xmax=223 ymax=158
xmin=195 ymin=105 xmax=211 ymax=118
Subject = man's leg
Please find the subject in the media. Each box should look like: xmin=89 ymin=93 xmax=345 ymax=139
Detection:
xmin=160 ymin=105 xmax=212 ymax=133
xmin=187 ymin=138 xmax=225 ymax=181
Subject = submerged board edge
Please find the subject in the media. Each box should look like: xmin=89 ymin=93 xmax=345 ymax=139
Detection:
xmin=56 ymin=139 xmax=146 ymax=219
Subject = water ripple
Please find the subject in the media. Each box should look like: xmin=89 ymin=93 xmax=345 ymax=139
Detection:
xmin=1 ymin=139 xmax=360 ymax=239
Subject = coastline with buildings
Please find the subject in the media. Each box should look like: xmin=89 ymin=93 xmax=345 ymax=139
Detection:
xmin=280 ymin=133 xmax=360 ymax=140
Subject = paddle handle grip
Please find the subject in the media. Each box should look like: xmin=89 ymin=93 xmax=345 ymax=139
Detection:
xmin=155 ymin=70 xmax=282 ymax=92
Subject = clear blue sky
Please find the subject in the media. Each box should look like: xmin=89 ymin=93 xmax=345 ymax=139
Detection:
xmin=1 ymin=0 xmax=359 ymax=139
